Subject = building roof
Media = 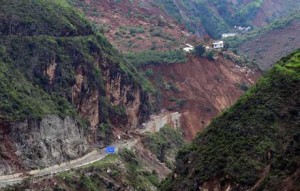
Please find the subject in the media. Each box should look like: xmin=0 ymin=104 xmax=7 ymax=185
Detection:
xmin=185 ymin=44 xmax=194 ymax=48
xmin=213 ymin=41 xmax=224 ymax=45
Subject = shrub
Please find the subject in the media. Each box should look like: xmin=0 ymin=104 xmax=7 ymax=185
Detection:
xmin=207 ymin=51 xmax=215 ymax=61
xmin=145 ymin=69 xmax=154 ymax=77
xmin=142 ymin=126 xmax=184 ymax=163
xmin=194 ymin=44 xmax=206 ymax=57
xmin=125 ymin=50 xmax=187 ymax=67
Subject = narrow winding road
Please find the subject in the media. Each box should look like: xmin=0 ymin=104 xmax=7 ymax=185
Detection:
xmin=0 ymin=111 xmax=179 ymax=188
xmin=0 ymin=139 xmax=138 ymax=188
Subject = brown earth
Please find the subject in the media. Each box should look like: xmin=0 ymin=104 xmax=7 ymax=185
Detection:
xmin=0 ymin=121 xmax=25 ymax=175
xmin=252 ymin=0 xmax=300 ymax=27
xmin=72 ymin=0 xmax=198 ymax=52
xmin=238 ymin=20 xmax=300 ymax=70
xmin=72 ymin=0 xmax=266 ymax=141
xmin=227 ymin=0 xmax=299 ymax=27
xmin=145 ymin=55 xmax=260 ymax=140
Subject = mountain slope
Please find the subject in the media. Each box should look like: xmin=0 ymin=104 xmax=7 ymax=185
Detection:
xmin=144 ymin=55 xmax=259 ymax=140
xmin=68 ymin=0 xmax=197 ymax=52
xmin=153 ymin=0 xmax=300 ymax=38
xmin=230 ymin=13 xmax=300 ymax=70
xmin=0 ymin=0 xmax=155 ymax=175
xmin=160 ymin=50 xmax=300 ymax=191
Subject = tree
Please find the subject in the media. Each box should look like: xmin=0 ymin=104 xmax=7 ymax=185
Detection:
xmin=194 ymin=44 xmax=206 ymax=57
xmin=207 ymin=51 xmax=215 ymax=61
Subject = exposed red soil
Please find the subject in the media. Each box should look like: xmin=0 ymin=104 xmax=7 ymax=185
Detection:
xmin=0 ymin=121 xmax=25 ymax=175
xmin=74 ymin=0 xmax=198 ymax=52
xmin=145 ymin=55 xmax=260 ymax=140
xmin=279 ymin=168 xmax=300 ymax=191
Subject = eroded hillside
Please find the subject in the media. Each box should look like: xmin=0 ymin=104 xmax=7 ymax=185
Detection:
xmin=237 ymin=16 xmax=300 ymax=70
xmin=68 ymin=0 xmax=198 ymax=52
xmin=161 ymin=50 xmax=300 ymax=191
xmin=145 ymin=55 xmax=260 ymax=140
xmin=153 ymin=0 xmax=300 ymax=38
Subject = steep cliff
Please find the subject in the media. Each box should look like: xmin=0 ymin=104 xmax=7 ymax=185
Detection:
xmin=145 ymin=55 xmax=260 ymax=140
xmin=0 ymin=116 xmax=88 ymax=175
xmin=0 ymin=0 xmax=155 ymax=175
xmin=160 ymin=51 xmax=300 ymax=190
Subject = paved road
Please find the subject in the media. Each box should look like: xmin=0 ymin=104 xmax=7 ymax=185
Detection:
xmin=0 ymin=139 xmax=138 ymax=188
xmin=0 ymin=111 xmax=178 ymax=188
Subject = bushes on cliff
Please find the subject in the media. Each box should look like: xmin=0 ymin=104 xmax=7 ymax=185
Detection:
xmin=0 ymin=0 xmax=93 ymax=36
xmin=125 ymin=50 xmax=187 ymax=67
xmin=142 ymin=126 xmax=184 ymax=165
xmin=161 ymin=51 xmax=300 ymax=190
xmin=0 ymin=0 xmax=157 ymax=124
xmin=0 ymin=58 xmax=76 ymax=120
xmin=194 ymin=44 xmax=206 ymax=57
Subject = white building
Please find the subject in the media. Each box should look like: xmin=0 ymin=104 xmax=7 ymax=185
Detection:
xmin=213 ymin=41 xmax=224 ymax=49
xmin=222 ymin=33 xmax=237 ymax=38
xmin=183 ymin=44 xmax=194 ymax=53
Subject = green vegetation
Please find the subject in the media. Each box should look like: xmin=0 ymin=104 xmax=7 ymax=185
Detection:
xmin=142 ymin=126 xmax=184 ymax=166
xmin=154 ymin=0 xmax=299 ymax=38
xmin=0 ymin=58 xmax=76 ymax=120
xmin=194 ymin=44 xmax=206 ymax=57
xmin=0 ymin=0 xmax=92 ymax=36
xmin=161 ymin=50 xmax=300 ymax=190
xmin=119 ymin=149 xmax=160 ymax=189
xmin=154 ymin=0 xmax=182 ymax=22
xmin=125 ymin=50 xmax=187 ymax=67
xmin=43 ymin=150 xmax=160 ymax=191
xmin=56 ymin=155 xmax=122 ymax=191
xmin=129 ymin=26 xmax=145 ymax=35
xmin=0 ymin=0 xmax=156 ymax=131
xmin=206 ymin=50 xmax=215 ymax=61
xmin=226 ymin=12 xmax=300 ymax=49
xmin=193 ymin=45 xmax=215 ymax=61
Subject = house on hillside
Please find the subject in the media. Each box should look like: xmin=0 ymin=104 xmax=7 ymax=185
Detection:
xmin=222 ymin=33 xmax=237 ymax=38
xmin=183 ymin=44 xmax=194 ymax=53
xmin=213 ymin=41 xmax=224 ymax=49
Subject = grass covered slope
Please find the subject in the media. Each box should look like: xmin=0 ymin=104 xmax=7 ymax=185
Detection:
xmin=226 ymin=12 xmax=300 ymax=70
xmin=154 ymin=0 xmax=300 ymax=38
xmin=0 ymin=50 xmax=76 ymax=121
xmin=161 ymin=51 xmax=300 ymax=191
xmin=0 ymin=0 xmax=92 ymax=36
xmin=0 ymin=0 xmax=95 ymax=121
xmin=0 ymin=0 xmax=154 ymax=125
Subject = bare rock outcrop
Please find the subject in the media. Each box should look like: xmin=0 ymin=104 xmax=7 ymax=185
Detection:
xmin=0 ymin=115 xmax=89 ymax=175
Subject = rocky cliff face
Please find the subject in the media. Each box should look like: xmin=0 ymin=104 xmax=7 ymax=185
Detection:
xmin=68 ymin=60 xmax=153 ymax=143
xmin=103 ymin=67 xmax=148 ymax=129
xmin=0 ymin=0 xmax=155 ymax=175
xmin=0 ymin=115 xmax=88 ymax=175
